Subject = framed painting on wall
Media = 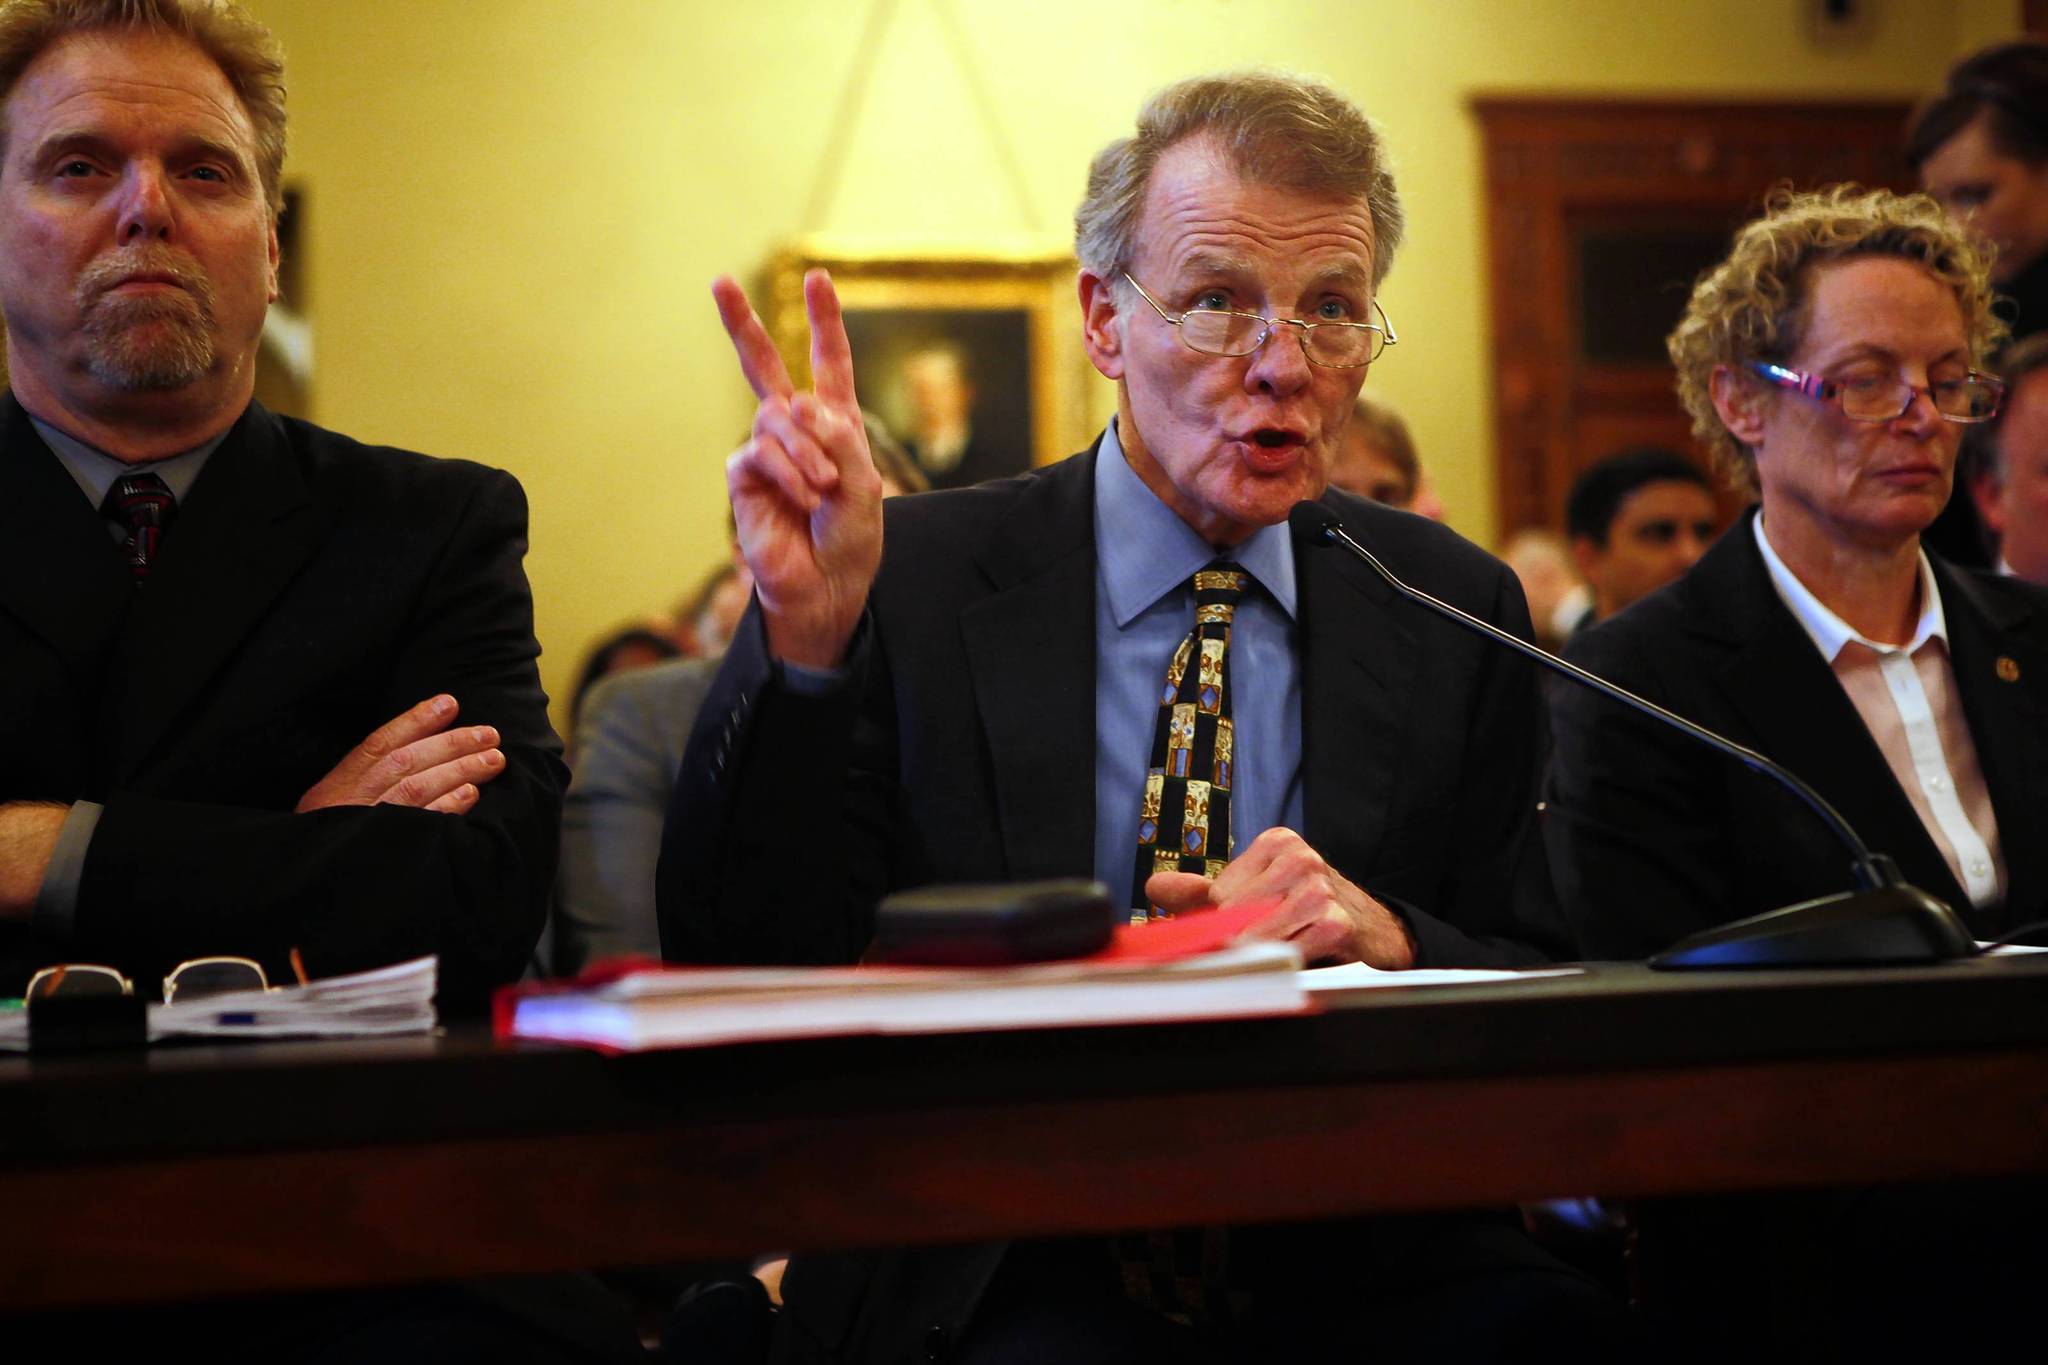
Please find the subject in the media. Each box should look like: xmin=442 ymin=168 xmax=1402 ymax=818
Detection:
xmin=762 ymin=244 xmax=1099 ymax=491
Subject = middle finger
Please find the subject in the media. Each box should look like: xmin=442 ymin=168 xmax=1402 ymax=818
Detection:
xmin=380 ymin=747 xmax=506 ymax=809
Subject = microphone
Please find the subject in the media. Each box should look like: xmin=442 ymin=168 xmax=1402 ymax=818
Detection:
xmin=1289 ymin=501 xmax=1975 ymax=969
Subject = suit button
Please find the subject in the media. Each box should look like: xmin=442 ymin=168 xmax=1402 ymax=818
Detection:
xmin=924 ymin=1324 xmax=950 ymax=1361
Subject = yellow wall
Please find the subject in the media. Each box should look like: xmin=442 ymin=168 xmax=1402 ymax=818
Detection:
xmin=247 ymin=0 xmax=2020 ymax=731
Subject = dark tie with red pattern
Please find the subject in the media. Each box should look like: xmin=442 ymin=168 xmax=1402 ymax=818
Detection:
xmin=102 ymin=473 xmax=177 ymax=583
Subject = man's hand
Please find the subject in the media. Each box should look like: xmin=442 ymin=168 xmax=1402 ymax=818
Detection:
xmin=296 ymin=695 xmax=505 ymax=815
xmin=712 ymin=269 xmax=884 ymax=670
xmin=0 ymin=801 xmax=68 ymax=919
xmin=1145 ymin=827 xmax=1417 ymax=968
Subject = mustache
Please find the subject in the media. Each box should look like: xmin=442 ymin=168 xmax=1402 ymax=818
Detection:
xmin=76 ymin=248 xmax=217 ymax=311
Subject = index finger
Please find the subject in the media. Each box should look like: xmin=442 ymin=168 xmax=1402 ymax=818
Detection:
xmin=712 ymin=275 xmax=795 ymax=402
xmin=803 ymin=268 xmax=859 ymax=410
xmin=357 ymin=694 xmax=460 ymax=761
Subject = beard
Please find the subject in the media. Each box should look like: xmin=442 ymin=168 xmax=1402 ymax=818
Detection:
xmin=74 ymin=248 xmax=219 ymax=391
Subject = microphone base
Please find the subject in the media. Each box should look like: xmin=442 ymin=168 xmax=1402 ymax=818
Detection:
xmin=1649 ymin=884 xmax=1975 ymax=969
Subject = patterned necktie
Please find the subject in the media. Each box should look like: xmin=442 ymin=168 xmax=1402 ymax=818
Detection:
xmin=1132 ymin=560 xmax=1248 ymax=918
xmin=1119 ymin=563 xmax=1256 ymax=1325
xmin=102 ymin=473 xmax=177 ymax=583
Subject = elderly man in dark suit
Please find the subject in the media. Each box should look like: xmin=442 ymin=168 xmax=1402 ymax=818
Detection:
xmin=662 ymin=70 xmax=1618 ymax=1365
xmin=0 ymin=0 xmax=563 ymax=1016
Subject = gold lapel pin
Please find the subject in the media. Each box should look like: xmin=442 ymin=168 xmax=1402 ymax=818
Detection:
xmin=1996 ymin=656 xmax=2021 ymax=683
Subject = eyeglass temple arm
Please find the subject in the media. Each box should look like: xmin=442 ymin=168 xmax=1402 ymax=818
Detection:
xmin=1751 ymin=361 xmax=1824 ymax=398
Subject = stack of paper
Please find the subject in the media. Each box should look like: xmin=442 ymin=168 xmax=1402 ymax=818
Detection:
xmin=500 ymin=939 xmax=1307 ymax=1052
xmin=150 ymin=955 xmax=438 ymax=1041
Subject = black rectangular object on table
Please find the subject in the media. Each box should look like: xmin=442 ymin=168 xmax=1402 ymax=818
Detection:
xmin=870 ymin=879 xmax=1116 ymax=965
xmin=28 ymin=992 xmax=147 ymax=1053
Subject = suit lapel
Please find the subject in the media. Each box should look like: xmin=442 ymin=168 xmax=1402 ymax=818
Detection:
xmin=1690 ymin=524 xmax=1971 ymax=909
xmin=1297 ymin=494 xmax=1415 ymax=873
xmin=0 ymin=397 xmax=133 ymax=666
xmin=110 ymin=403 xmax=320 ymax=779
xmin=957 ymin=454 xmax=1099 ymax=882
xmin=1938 ymin=565 xmax=2048 ymax=920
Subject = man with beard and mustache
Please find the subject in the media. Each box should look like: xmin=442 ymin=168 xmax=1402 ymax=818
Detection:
xmin=73 ymin=237 xmax=216 ymax=384
xmin=0 ymin=3 xmax=620 ymax=1357
xmin=0 ymin=3 xmax=567 ymax=1021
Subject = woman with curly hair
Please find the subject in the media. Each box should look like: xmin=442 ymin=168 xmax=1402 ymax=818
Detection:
xmin=1546 ymin=183 xmax=2048 ymax=1359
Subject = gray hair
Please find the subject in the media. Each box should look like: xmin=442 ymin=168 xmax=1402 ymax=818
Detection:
xmin=1074 ymin=70 xmax=1404 ymax=288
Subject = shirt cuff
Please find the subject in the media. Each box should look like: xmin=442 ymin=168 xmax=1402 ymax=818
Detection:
xmin=32 ymin=800 xmax=102 ymax=939
xmin=776 ymin=658 xmax=847 ymax=696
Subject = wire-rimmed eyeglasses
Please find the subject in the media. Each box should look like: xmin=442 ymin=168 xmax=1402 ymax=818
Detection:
xmin=1748 ymin=361 xmax=2005 ymax=424
xmin=26 ymin=955 xmax=278 ymax=1005
xmin=1122 ymin=272 xmax=1396 ymax=368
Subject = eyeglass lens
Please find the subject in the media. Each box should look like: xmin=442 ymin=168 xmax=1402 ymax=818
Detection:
xmin=1179 ymin=311 xmax=1383 ymax=364
xmin=162 ymin=957 xmax=269 ymax=1003
xmin=25 ymin=964 xmax=131 ymax=1000
xmin=1837 ymin=377 xmax=2001 ymax=422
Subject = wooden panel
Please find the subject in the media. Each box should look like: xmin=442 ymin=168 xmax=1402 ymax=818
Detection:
xmin=1474 ymin=98 xmax=1915 ymax=539
xmin=4 ymin=1047 xmax=2046 ymax=1308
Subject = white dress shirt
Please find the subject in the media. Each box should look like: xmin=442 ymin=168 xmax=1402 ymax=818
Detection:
xmin=1754 ymin=516 xmax=2005 ymax=906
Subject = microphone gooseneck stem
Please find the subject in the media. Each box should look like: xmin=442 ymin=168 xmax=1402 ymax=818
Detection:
xmin=1313 ymin=519 xmax=1887 ymax=885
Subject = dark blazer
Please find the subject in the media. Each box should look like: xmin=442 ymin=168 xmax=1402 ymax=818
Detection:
xmin=1546 ymin=509 xmax=2048 ymax=961
xmin=657 ymin=444 xmax=1570 ymax=1362
xmin=0 ymin=396 xmax=566 ymax=1013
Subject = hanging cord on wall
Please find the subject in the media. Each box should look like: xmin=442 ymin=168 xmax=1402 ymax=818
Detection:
xmin=927 ymin=0 xmax=1044 ymax=235
xmin=799 ymin=0 xmax=1044 ymax=237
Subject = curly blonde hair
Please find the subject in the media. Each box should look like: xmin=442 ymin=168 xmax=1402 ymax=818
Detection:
xmin=1666 ymin=184 xmax=2002 ymax=497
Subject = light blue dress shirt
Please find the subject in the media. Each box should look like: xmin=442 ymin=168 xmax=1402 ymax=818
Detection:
xmin=1091 ymin=420 xmax=1304 ymax=908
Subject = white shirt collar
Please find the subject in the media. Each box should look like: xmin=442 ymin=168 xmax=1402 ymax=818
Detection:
xmin=1752 ymin=513 xmax=1947 ymax=661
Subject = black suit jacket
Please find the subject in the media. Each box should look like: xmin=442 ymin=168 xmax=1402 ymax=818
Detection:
xmin=1546 ymin=509 xmax=2048 ymax=961
xmin=0 ymin=396 xmax=566 ymax=1012
xmin=657 ymin=444 xmax=1569 ymax=1362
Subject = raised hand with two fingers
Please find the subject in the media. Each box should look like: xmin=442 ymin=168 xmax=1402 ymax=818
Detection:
xmin=711 ymin=268 xmax=884 ymax=670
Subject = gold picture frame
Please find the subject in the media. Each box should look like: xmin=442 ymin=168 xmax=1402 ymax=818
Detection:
xmin=762 ymin=242 xmax=1099 ymax=487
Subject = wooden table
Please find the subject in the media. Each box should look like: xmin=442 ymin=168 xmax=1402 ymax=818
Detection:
xmin=6 ymin=956 xmax=2048 ymax=1309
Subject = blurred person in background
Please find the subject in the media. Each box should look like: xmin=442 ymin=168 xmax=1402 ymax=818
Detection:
xmin=1913 ymin=39 xmax=2048 ymax=334
xmin=684 ymin=560 xmax=754 ymax=657
xmin=1563 ymin=448 xmax=1718 ymax=632
xmin=1327 ymin=388 xmax=1445 ymax=518
xmin=1909 ymin=37 xmax=2048 ymax=565
xmin=568 ymin=627 xmax=681 ymax=731
xmin=1965 ymin=329 xmax=2048 ymax=585
xmin=551 ymin=414 xmax=924 ymax=975
xmin=1501 ymin=529 xmax=1588 ymax=653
